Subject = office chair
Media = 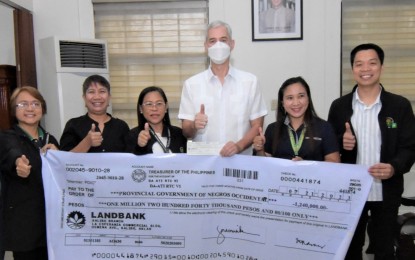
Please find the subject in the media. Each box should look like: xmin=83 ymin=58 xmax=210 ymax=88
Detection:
xmin=395 ymin=196 xmax=415 ymax=260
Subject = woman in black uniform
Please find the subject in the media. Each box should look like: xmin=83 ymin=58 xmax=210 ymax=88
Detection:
xmin=126 ymin=86 xmax=186 ymax=155
xmin=253 ymin=76 xmax=339 ymax=162
xmin=60 ymin=75 xmax=129 ymax=153
xmin=0 ymin=86 xmax=59 ymax=260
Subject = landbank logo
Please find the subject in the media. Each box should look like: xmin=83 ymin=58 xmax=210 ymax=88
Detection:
xmin=132 ymin=169 xmax=146 ymax=183
xmin=67 ymin=211 xmax=86 ymax=229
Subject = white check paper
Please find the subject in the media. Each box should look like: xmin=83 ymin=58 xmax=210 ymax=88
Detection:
xmin=42 ymin=151 xmax=372 ymax=260
xmin=186 ymin=141 xmax=223 ymax=155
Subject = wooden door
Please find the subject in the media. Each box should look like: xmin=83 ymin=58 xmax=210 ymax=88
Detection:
xmin=14 ymin=8 xmax=37 ymax=88
xmin=0 ymin=6 xmax=36 ymax=130
xmin=0 ymin=65 xmax=16 ymax=130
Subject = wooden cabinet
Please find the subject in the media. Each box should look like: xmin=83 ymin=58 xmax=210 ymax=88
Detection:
xmin=0 ymin=65 xmax=16 ymax=130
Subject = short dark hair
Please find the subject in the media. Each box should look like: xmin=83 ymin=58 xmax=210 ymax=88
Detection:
xmin=82 ymin=74 xmax=110 ymax=95
xmin=136 ymin=86 xmax=171 ymax=130
xmin=350 ymin=43 xmax=384 ymax=67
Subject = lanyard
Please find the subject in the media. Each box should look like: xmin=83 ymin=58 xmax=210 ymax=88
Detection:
xmin=288 ymin=126 xmax=306 ymax=157
xmin=149 ymin=126 xmax=171 ymax=153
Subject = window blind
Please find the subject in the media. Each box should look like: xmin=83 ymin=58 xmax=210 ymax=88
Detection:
xmin=93 ymin=1 xmax=208 ymax=127
xmin=342 ymin=0 xmax=415 ymax=111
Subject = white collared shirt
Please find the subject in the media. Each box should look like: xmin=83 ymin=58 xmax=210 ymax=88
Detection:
xmin=178 ymin=66 xmax=268 ymax=155
xmin=351 ymin=87 xmax=382 ymax=201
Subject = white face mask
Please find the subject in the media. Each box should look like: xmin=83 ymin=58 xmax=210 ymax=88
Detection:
xmin=208 ymin=41 xmax=231 ymax=65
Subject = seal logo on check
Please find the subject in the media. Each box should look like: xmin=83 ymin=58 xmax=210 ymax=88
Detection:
xmin=66 ymin=211 xmax=86 ymax=229
xmin=131 ymin=169 xmax=146 ymax=183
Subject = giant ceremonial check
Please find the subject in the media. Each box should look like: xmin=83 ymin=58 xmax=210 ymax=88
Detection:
xmin=41 ymin=150 xmax=373 ymax=260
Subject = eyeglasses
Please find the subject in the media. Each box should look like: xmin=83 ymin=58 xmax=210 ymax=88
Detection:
xmin=16 ymin=101 xmax=42 ymax=109
xmin=142 ymin=101 xmax=166 ymax=109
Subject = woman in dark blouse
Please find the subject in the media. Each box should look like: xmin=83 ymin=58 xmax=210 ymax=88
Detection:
xmin=126 ymin=86 xmax=187 ymax=155
xmin=253 ymin=76 xmax=340 ymax=162
xmin=60 ymin=75 xmax=129 ymax=153
xmin=0 ymin=86 xmax=59 ymax=260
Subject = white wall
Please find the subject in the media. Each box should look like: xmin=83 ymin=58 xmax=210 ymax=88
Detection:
xmin=0 ymin=3 xmax=16 ymax=65
xmin=9 ymin=0 xmax=32 ymax=10
xmin=209 ymin=0 xmax=341 ymax=127
xmin=32 ymin=0 xmax=94 ymax=41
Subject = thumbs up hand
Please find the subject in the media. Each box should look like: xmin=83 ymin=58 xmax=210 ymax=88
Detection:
xmin=194 ymin=104 xmax=208 ymax=130
xmin=138 ymin=123 xmax=151 ymax=147
xmin=88 ymin=123 xmax=103 ymax=147
xmin=15 ymin=155 xmax=32 ymax=178
xmin=253 ymin=127 xmax=266 ymax=152
xmin=343 ymin=122 xmax=356 ymax=151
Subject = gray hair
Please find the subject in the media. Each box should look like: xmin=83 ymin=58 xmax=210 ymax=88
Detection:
xmin=206 ymin=20 xmax=233 ymax=41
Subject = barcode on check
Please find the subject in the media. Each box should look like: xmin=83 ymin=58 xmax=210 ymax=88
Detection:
xmin=223 ymin=168 xmax=258 ymax=180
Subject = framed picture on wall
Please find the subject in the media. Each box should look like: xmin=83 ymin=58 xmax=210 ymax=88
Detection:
xmin=252 ymin=0 xmax=303 ymax=41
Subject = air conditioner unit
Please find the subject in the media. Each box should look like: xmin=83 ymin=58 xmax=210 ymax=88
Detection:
xmin=39 ymin=37 xmax=110 ymax=139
